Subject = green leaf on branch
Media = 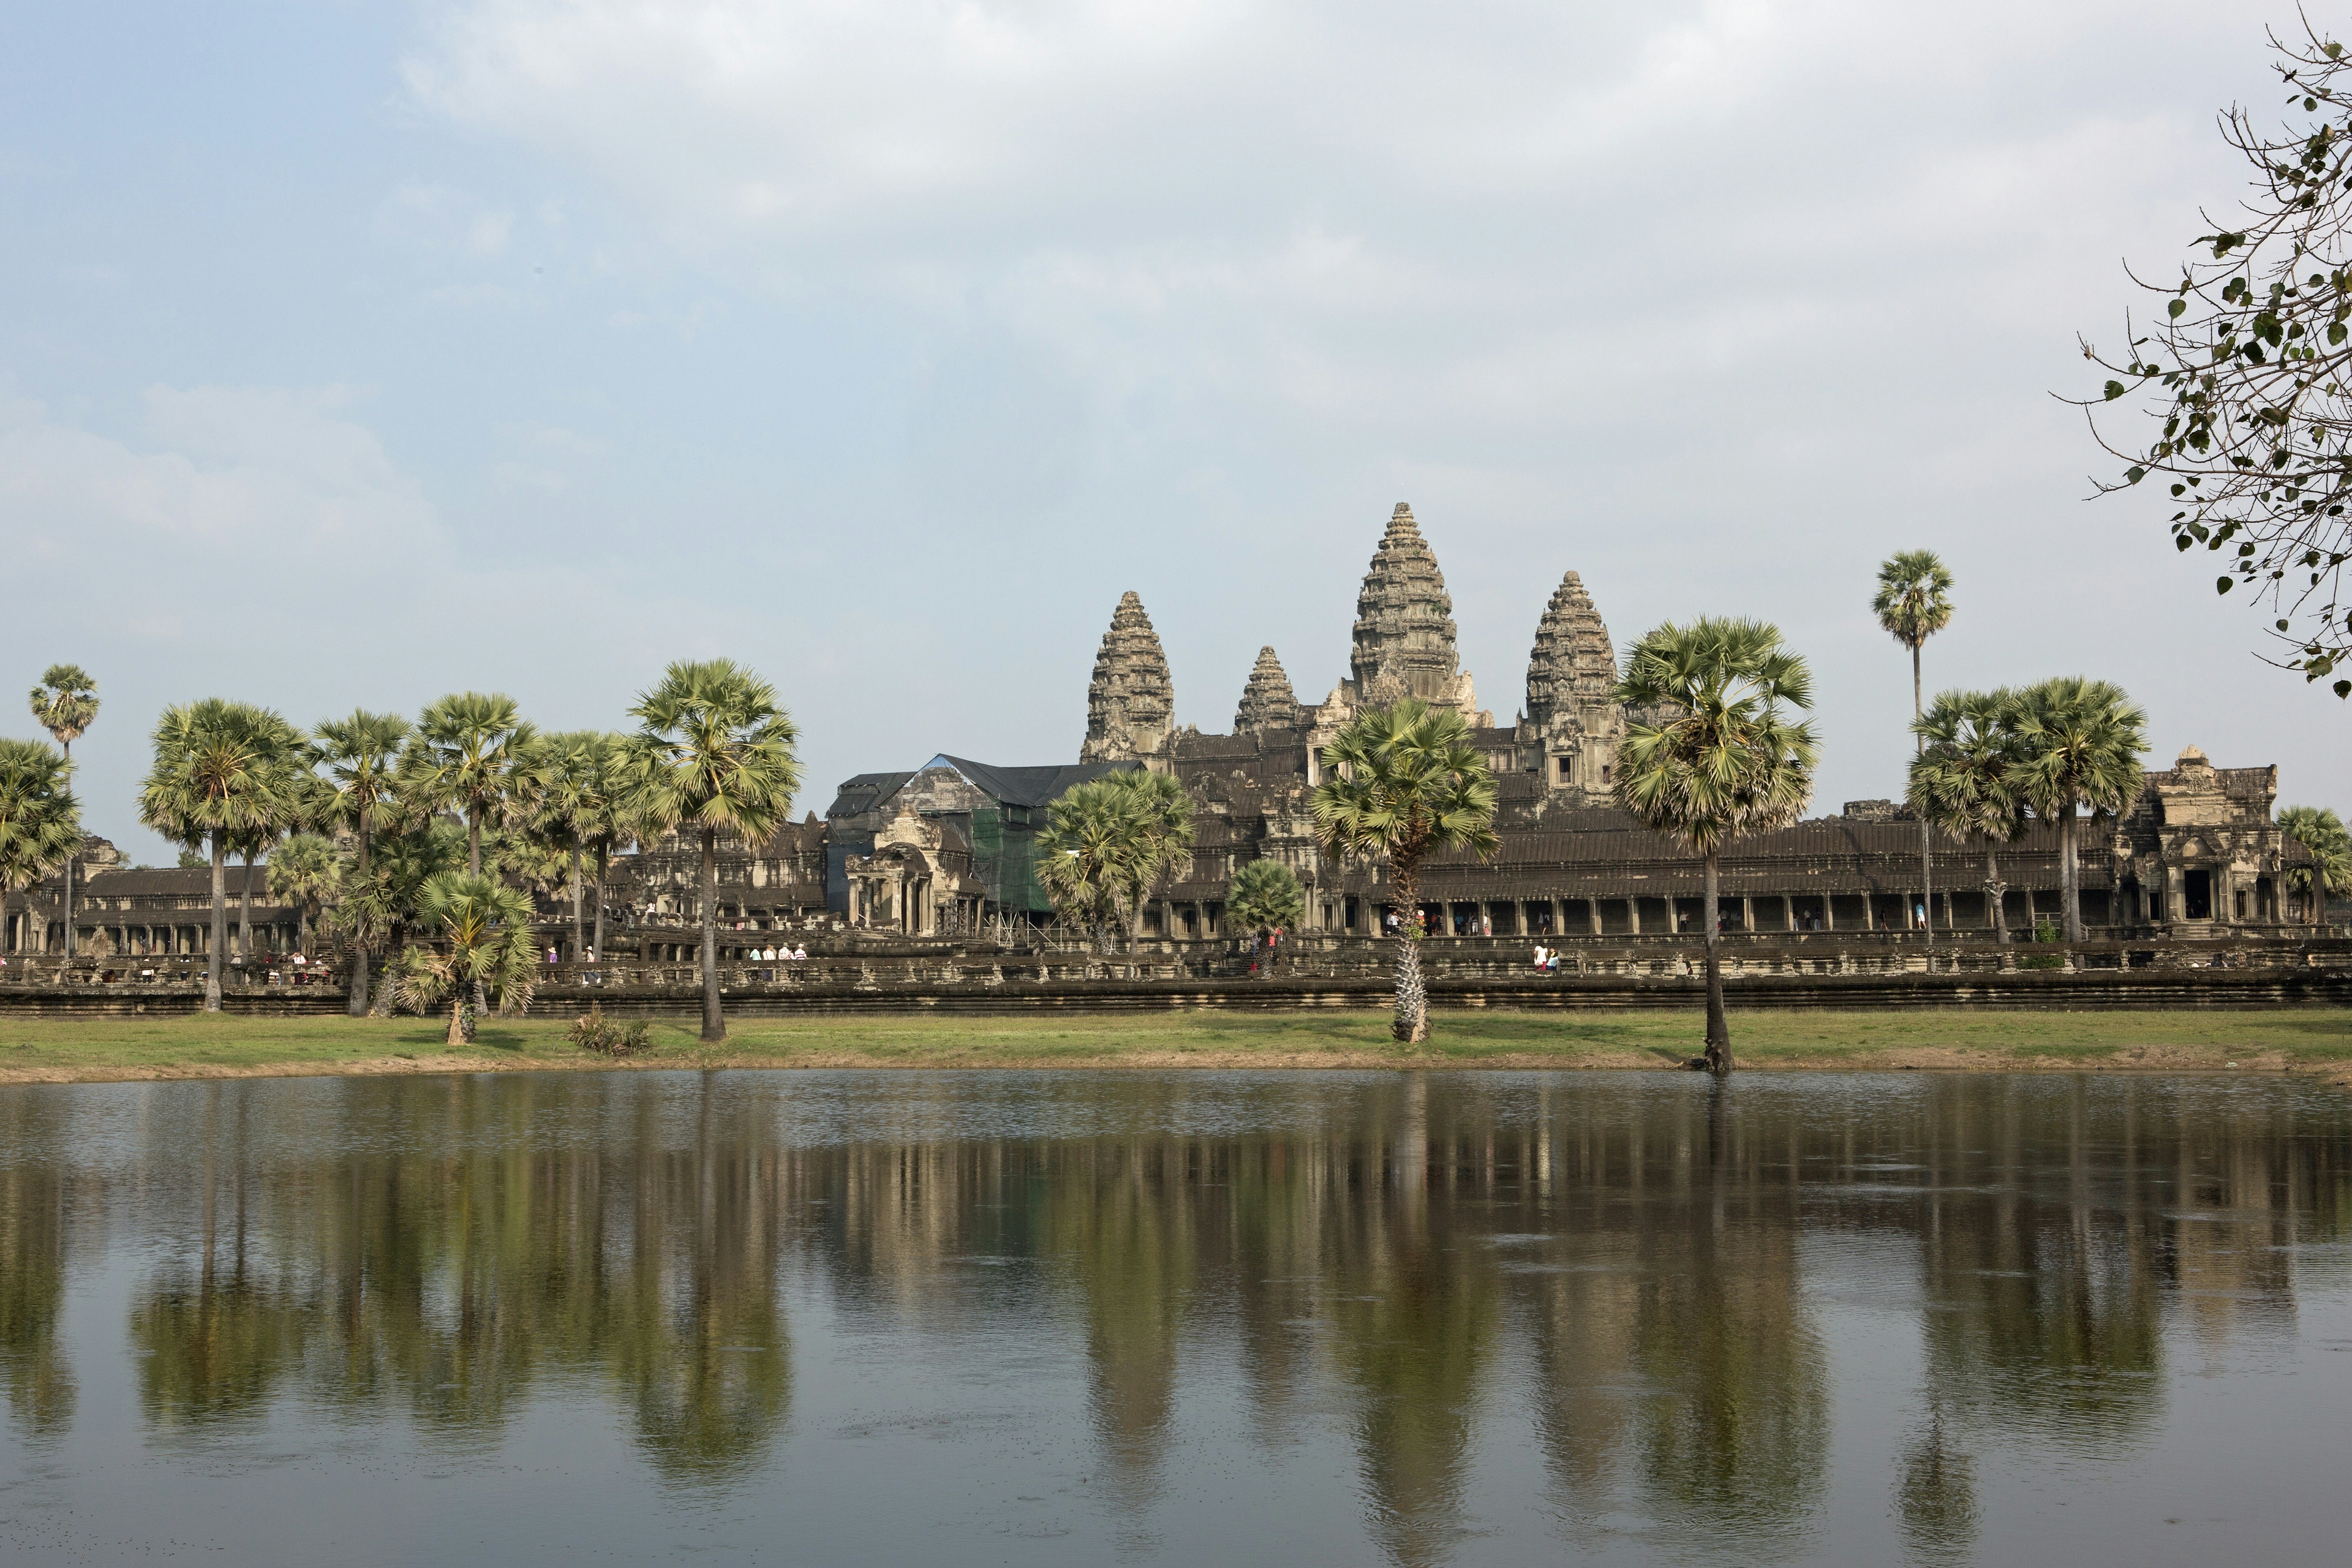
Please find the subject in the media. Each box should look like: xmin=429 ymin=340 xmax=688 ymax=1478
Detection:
xmin=2217 ymin=576 xmax=2234 ymax=594
xmin=2105 ymin=380 xmax=2126 ymax=400
xmin=2168 ymin=298 xmax=2187 ymax=318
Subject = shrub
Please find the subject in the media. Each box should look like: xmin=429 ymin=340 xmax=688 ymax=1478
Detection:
xmin=570 ymin=1004 xmax=650 ymax=1056
xmin=2018 ymin=919 xmax=2066 ymax=970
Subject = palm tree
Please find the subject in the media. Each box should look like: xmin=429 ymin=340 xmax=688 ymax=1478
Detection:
xmin=1099 ymin=770 xmax=1196 ymax=948
xmin=2010 ymin=676 xmax=2148 ymax=944
xmin=315 ymin=709 xmax=411 ymax=1014
xmin=1037 ymin=781 xmax=1140 ymax=953
xmin=391 ymin=873 xmax=540 ymax=1046
xmin=266 ymin=832 xmax=341 ymax=956
xmin=27 ymin=665 xmax=97 ymax=957
xmin=1907 ymin=689 xmax=2027 ymax=945
xmin=620 ymin=660 xmax=800 ymax=1043
xmin=137 ymin=700 xmax=291 ymax=1011
xmin=0 ymin=739 xmax=81 ymax=958
xmin=1874 ymin=552 xmax=1954 ymax=949
xmin=227 ymin=720 xmax=315 ymax=966
xmin=1227 ymin=858 xmax=1305 ymax=973
xmin=401 ymin=693 xmax=538 ymax=876
xmin=334 ymin=816 xmax=467 ymax=1015
xmin=531 ymin=731 xmax=613 ymax=961
xmin=2275 ymin=805 xmax=2350 ymax=926
xmin=1310 ymin=698 xmax=1500 ymax=1045
xmin=1612 ymin=618 xmax=1819 ymax=1074
xmin=575 ymin=733 xmax=636 ymax=965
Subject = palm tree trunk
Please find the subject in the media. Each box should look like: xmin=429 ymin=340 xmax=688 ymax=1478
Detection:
xmin=700 ymin=826 xmax=724 ymax=1042
xmin=468 ymin=810 xmax=482 ymax=876
xmin=206 ymin=833 xmax=225 ymax=1012
xmin=2060 ymin=806 xmax=2083 ymax=944
xmin=570 ymin=844 xmax=584 ymax=963
xmin=238 ymin=852 xmax=254 ymax=964
xmin=1703 ymin=852 xmax=1731 ymax=1072
xmin=1391 ymin=859 xmax=1428 ymax=1044
xmin=593 ymin=841 xmax=608 ymax=963
xmin=1987 ymin=843 xmax=2008 ymax=944
xmin=448 ymin=996 xmax=467 ymax=1049
xmin=56 ymin=737 xmax=74 ymax=960
xmin=349 ymin=818 xmax=371 ymax=1017
xmin=1913 ymin=644 xmax=1934 ymax=963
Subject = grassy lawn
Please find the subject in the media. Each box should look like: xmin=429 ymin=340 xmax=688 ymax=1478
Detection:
xmin=0 ymin=1006 xmax=2346 ymax=1082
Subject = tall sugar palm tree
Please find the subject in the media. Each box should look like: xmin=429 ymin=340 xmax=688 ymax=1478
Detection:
xmin=1907 ymin=689 xmax=2027 ymax=945
xmin=620 ymin=660 xmax=800 ymax=1043
xmin=2277 ymin=805 xmax=2352 ymax=926
xmin=315 ymin=709 xmax=410 ymax=1014
xmin=266 ymin=832 xmax=341 ymax=956
xmin=137 ymin=700 xmax=292 ymax=1011
xmin=335 ymin=815 xmax=466 ymax=1015
xmin=1613 ymin=618 xmax=1819 ymax=1074
xmin=27 ymin=665 xmax=97 ymax=956
xmin=2010 ymin=676 xmax=2148 ymax=944
xmin=1037 ymin=780 xmax=1140 ymax=952
xmin=401 ymin=693 xmax=538 ymax=876
xmin=1874 ymin=552 xmax=1954 ymax=949
xmin=1310 ymin=698 xmax=1500 ymax=1045
xmin=391 ymin=873 xmax=540 ymax=1047
xmin=532 ymin=730 xmax=612 ymax=961
xmin=0 ymin=739 xmax=81 ymax=958
xmin=1099 ymin=769 xmax=1195 ymax=949
xmin=576 ymin=732 xmax=635 ymax=964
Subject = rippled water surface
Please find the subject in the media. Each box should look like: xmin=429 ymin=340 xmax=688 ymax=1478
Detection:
xmin=1 ymin=1069 xmax=2348 ymax=1565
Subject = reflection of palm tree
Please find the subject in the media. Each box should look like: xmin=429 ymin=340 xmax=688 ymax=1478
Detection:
xmin=1051 ymin=1141 xmax=1194 ymax=1531
xmin=0 ymin=1096 xmax=75 ymax=1439
xmin=1893 ymin=1415 xmax=1979 ymax=1565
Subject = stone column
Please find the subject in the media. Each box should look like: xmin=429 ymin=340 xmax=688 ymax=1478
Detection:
xmin=1741 ymin=896 xmax=1754 ymax=932
xmin=1626 ymin=898 xmax=1641 ymax=935
xmin=1821 ymin=896 xmax=1834 ymax=932
xmin=1587 ymin=900 xmax=1601 ymax=936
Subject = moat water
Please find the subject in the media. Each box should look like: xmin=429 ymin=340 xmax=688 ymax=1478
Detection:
xmin=0 ymin=1069 xmax=2346 ymax=1566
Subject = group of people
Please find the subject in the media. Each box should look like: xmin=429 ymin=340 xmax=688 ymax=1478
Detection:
xmin=1531 ymin=944 xmax=1566 ymax=974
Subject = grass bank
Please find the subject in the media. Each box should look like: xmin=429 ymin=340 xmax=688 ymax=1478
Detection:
xmin=0 ymin=1007 xmax=2346 ymax=1084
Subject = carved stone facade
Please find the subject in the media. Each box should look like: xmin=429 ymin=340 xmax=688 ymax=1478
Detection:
xmin=842 ymin=804 xmax=985 ymax=937
xmin=2110 ymin=746 xmax=2296 ymax=927
xmin=1080 ymin=591 xmax=1175 ymax=767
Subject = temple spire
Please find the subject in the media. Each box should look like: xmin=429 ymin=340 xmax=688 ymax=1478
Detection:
xmin=1080 ymin=591 xmax=1175 ymax=763
xmin=1348 ymin=502 xmax=1487 ymax=722
xmin=1234 ymin=646 xmax=1299 ymax=734
xmin=1524 ymin=570 xmax=1618 ymax=730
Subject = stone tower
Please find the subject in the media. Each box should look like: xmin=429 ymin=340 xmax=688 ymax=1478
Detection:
xmin=1522 ymin=568 xmax=1626 ymax=800
xmin=1233 ymin=646 xmax=1300 ymax=734
xmin=1525 ymin=571 xmax=1617 ymax=725
xmin=1348 ymin=503 xmax=1487 ymax=722
xmin=1080 ymin=591 xmax=1175 ymax=765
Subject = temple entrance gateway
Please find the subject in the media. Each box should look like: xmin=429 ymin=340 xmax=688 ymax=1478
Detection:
xmin=2184 ymin=869 xmax=2212 ymax=921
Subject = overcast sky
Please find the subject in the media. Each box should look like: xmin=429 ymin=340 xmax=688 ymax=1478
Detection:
xmin=2 ymin=0 xmax=2342 ymax=861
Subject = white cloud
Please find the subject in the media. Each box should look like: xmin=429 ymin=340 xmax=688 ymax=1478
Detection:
xmin=0 ymin=386 xmax=439 ymax=555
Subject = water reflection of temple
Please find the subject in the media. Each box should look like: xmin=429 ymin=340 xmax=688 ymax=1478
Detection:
xmin=1 ymin=1074 xmax=2345 ymax=1562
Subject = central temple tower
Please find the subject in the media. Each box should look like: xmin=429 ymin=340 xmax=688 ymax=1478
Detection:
xmin=1345 ymin=503 xmax=1487 ymax=722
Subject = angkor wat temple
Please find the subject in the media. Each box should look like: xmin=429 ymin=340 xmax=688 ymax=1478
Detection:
xmin=823 ymin=502 xmax=2314 ymax=946
xmin=1 ymin=503 xmax=2319 ymax=962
